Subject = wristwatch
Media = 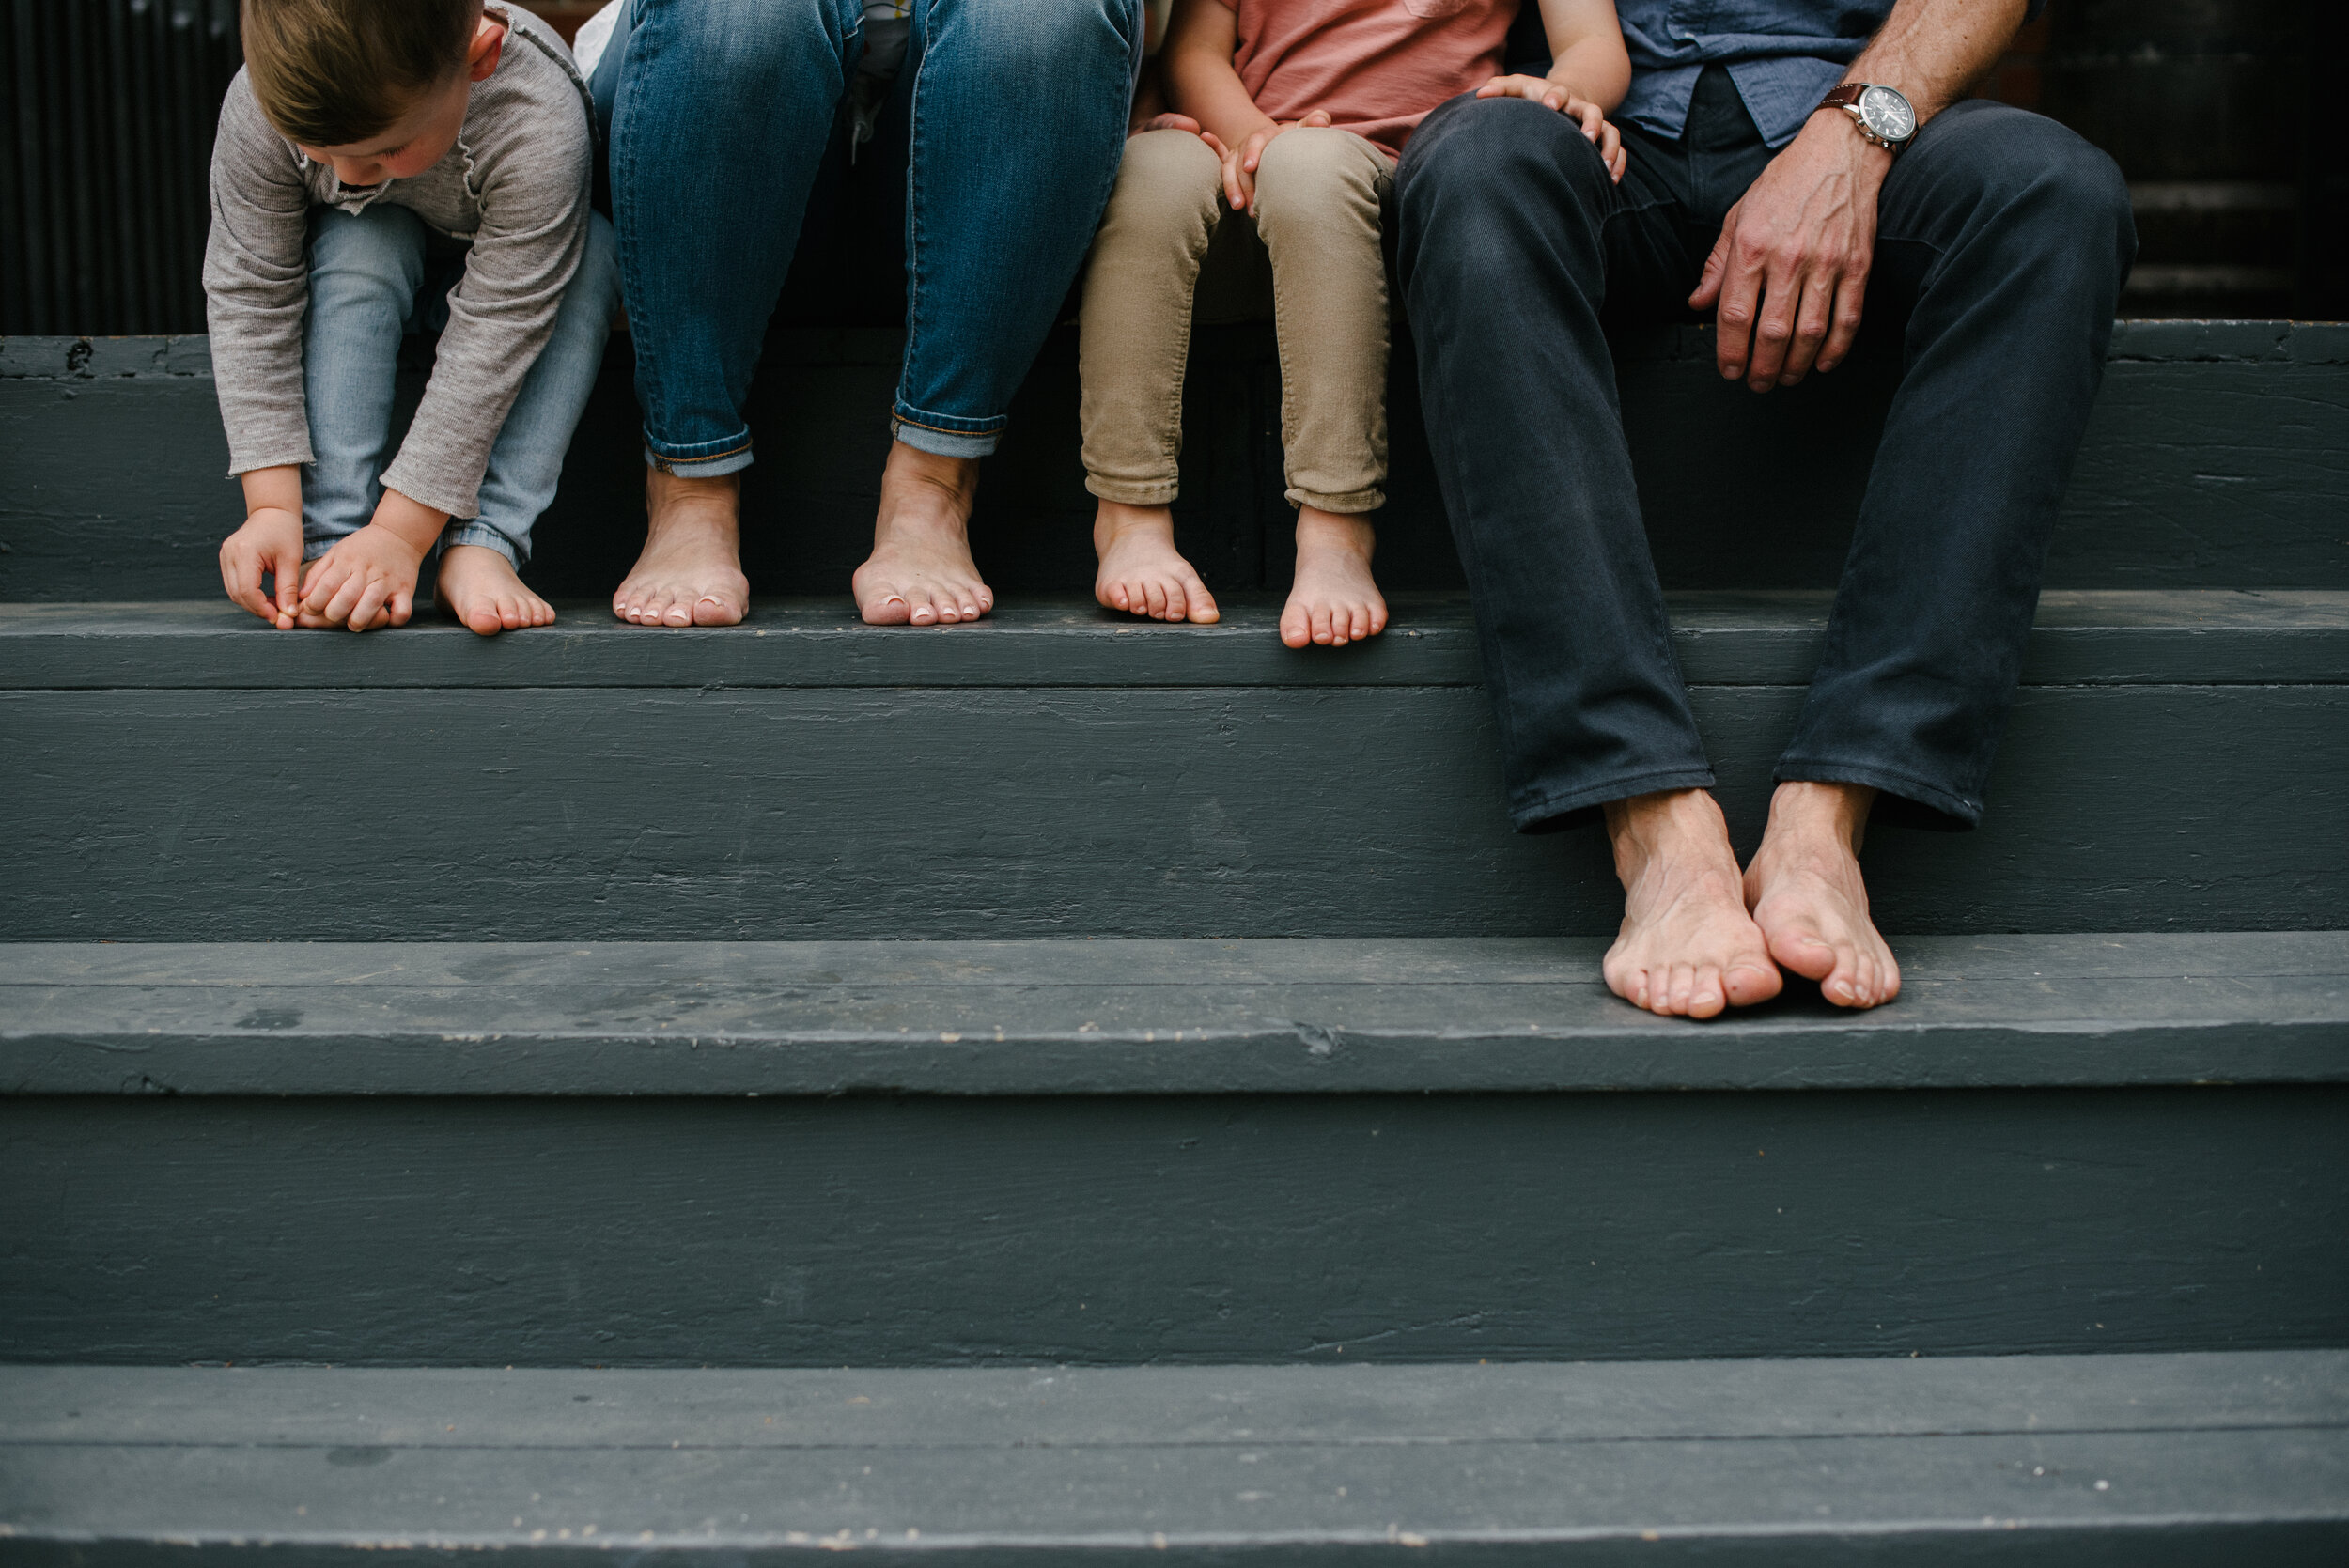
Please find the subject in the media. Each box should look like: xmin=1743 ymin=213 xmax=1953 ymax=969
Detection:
xmin=1816 ymin=82 xmax=1917 ymax=152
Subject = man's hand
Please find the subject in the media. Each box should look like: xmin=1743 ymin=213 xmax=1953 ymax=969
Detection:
xmin=1689 ymin=111 xmax=1891 ymax=391
xmin=295 ymin=488 xmax=446 ymax=632
xmin=1221 ymin=110 xmax=1331 ymax=216
xmin=220 ymin=505 xmax=307 ymax=629
xmin=1476 ymin=74 xmax=1626 ymax=181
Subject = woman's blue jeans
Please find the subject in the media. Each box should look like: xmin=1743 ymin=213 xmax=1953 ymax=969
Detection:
xmin=601 ymin=0 xmax=1142 ymax=474
xmin=302 ymin=203 xmax=621 ymax=567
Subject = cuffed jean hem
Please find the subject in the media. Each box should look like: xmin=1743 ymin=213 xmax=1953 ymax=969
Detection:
xmin=1509 ymin=765 xmax=1719 ymax=835
xmin=1774 ymin=756 xmax=1983 ymax=831
xmin=643 ymin=438 xmax=755 ymax=477
xmin=1086 ymin=475 xmax=1180 ymax=505
xmin=894 ymin=420 xmax=1000 ymax=458
xmin=892 ymin=404 xmax=1004 ymax=459
xmin=1286 ymin=485 xmax=1385 ymax=513
xmin=442 ymin=520 xmax=524 ymax=568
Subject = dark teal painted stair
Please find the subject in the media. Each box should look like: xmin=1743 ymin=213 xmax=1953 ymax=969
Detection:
xmin=4 ymin=934 xmax=2343 ymax=1367
xmin=6 ymin=591 xmax=2344 ymax=941
xmin=4 ymin=1355 xmax=2345 ymax=1563
xmin=6 ymin=321 xmax=2348 ymax=603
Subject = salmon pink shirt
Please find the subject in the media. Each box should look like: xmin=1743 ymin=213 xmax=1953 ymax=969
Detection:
xmin=1220 ymin=0 xmax=1522 ymax=159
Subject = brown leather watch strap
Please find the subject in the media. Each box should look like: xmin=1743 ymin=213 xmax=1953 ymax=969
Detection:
xmin=1816 ymin=83 xmax=1867 ymax=114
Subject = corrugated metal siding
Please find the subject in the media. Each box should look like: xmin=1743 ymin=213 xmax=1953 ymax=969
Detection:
xmin=1 ymin=0 xmax=241 ymax=334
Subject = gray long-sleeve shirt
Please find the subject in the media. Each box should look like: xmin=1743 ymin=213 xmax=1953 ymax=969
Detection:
xmin=203 ymin=4 xmax=595 ymax=520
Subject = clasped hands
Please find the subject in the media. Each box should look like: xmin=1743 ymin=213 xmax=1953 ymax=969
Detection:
xmin=1134 ymin=72 xmax=1622 ymax=219
xmin=220 ymin=471 xmax=447 ymax=631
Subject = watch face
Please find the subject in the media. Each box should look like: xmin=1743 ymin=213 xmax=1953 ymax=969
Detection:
xmin=1859 ymin=85 xmax=1916 ymax=142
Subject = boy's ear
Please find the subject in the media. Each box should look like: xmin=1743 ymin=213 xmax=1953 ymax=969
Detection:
xmin=467 ymin=9 xmax=506 ymax=83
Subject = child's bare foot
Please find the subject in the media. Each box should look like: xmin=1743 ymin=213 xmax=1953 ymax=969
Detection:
xmin=1281 ymin=506 xmax=1386 ymax=648
xmin=614 ymin=469 xmax=750 ymax=627
xmin=288 ymin=555 xmax=392 ymax=631
xmin=853 ymin=441 xmax=993 ymax=626
xmin=1094 ymin=501 xmax=1219 ymax=623
xmin=437 ymin=543 xmax=554 ymax=637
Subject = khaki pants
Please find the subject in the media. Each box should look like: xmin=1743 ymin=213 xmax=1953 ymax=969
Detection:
xmin=1079 ymin=126 xmax=1395 ymax=514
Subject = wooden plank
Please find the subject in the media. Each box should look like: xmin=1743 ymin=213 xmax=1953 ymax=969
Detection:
xmin=10 ymin=1352 xmax=2345 ymax=1443
xmin=4 ymin=681 xmax=2341 ymax=940
xmin=3 ymin=934 xmax=2344 ymax=1096
xmin=0 ymin=591 xmax=2342 ymax=691
xmin=2 ymin=1083 xmax=2342 ymax=1363
xmin=7 ymin=323 xmax=2345 ymax=604
xmin=0 ymin=1360 xmax=2343 ymax=1563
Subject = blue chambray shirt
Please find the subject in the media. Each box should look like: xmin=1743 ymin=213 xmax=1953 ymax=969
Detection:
xmin=1616 ymin=0 xmax=2047 ymax=148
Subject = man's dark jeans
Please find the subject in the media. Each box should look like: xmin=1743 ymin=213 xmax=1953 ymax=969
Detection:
xmin=1392 ymin=68 xmax=2136 ymax=831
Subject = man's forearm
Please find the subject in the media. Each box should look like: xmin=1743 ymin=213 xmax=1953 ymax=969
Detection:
xmin=1846 ymin=0 xmax=2030 ymax=124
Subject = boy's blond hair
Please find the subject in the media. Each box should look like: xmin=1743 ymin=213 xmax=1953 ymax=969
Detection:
xmin=241 ymin=0 xmax=480 ymax=147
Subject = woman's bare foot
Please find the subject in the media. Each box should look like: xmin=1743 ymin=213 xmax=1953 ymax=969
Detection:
xmin=1094 ymin=501 xmax=1219 ymax=623
xmin=1281 ymin=507 xmax=1387 ymax=648
xmin=853 ymin=441 xmax=993 ymax=626
xmin=1603 ymin=788 xmax=1783 ymax=1019
xmin=436 ymin=543 xmax=554 ymax=636
xmin=613 ymin=469 xmax=750 ymax=628
xmin=1744 ymin=781 xmax=1902 ymax=1009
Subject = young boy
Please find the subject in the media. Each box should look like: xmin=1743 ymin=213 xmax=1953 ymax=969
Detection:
xmin=1080 ymin=0 xmax=1627 ymax=647
xmin=210 ymin=0 xmax=617 ymax=636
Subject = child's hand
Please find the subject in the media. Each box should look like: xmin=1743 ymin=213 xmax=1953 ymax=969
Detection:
xmin=295 ymin=489 xmax=445 ymax=632
xmin=1221 ymin=110 xmax=1331 ymax=217
xmin=221 ymin=506 xmax=307 ymax=629
xmin=1134 ymin=111 xmax=1208 ymax=138
xmin=1477 ymin=75 xmax=1626 ymax=182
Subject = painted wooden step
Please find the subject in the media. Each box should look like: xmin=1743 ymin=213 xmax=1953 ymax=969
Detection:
xmin=5 ymin=934 xmax=2343 ymax=1365
xmin=4 ymin=592 xmax=2343 ymax=941
xmin=4 ymin=1354 xmax=2345 ymax=1563
xmin=4 ymin=320 xmax=2344 ymax=605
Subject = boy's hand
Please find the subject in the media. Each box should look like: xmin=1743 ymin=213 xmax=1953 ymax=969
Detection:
xmin=1477 ymin=74 xmax=1626 ymax=182
xmin=296 ymin=489 xmax=446 ymax=632
xmin=220 ymin=505 xmax=308 ymax=629
xmin=1222 ymin=110 xmax=1332 ymax=216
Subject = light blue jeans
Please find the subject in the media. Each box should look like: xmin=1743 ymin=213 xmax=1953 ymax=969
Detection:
xmin=301 ymin=203 xmax=621 ymax=567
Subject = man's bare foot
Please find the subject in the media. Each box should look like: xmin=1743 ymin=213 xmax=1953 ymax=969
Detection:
xmin=437 ymin=543 xmax=554 ymax=637
xmin=1094 ymin=501 xmax=1219 ymax=623
xmin=613 ymin=469 xmax=750 ymax=628
xmin=1281 ymin=507 xmax=1387 ymax=648
xmin=1744 ymin=781 xmax=1901 ymax=1009
xmin=853 ymin=441 xmax=993 ymax=626
xmin=1603 ymin=788 xmax=1783 ymax=1019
